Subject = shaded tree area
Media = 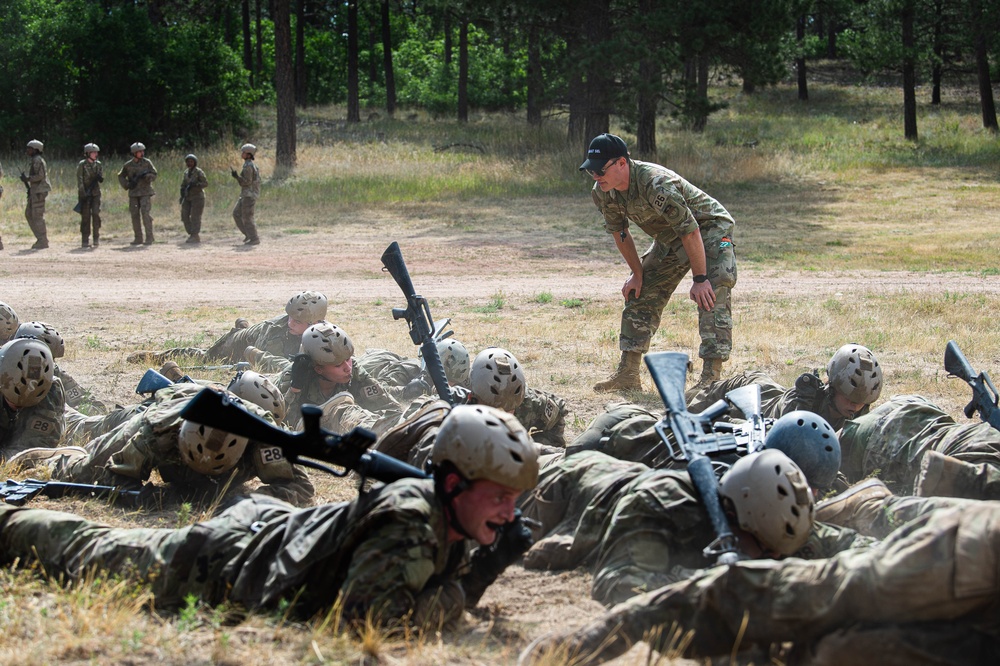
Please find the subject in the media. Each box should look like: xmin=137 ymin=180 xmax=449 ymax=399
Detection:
xmin=3 ymin=0 xmax=1000 ymax=154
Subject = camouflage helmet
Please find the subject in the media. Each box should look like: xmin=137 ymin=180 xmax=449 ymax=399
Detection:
xmin=240 ymin=143 xmax=257 ymax=156
xmin=178 ymin=417 xmax=249 ymax=476
xmin=130 ymin=142 xmax=146 ymax=155
xmin=470 ymin=348 xmax=526 ymax=412
xmin=15 ymin=321 xmax=65 ymax=358
xmin=83 ymin=143 xmax=100 ymax=154
xmin=0 ymin=338 xmax=55 ymax=408
xmin=228 ymin=370 xmax=286 ymax=421
xmin=764 ymin=411 xmax=841 ymax=488
xmin=431 ymin=404 xmax=539 ymax=490
xmin=0 ymin=302 xmax=19 ymax=342
xmin=285 ymin=291 xmax=328 ymax=325
xmin=719 ymin=449 xmax=815 ymax=556
xmin=26 ymin=139 xmax=43 ymax=152
xmin=184 ymin=154 xmax=198 ymax=165
xmin=301 ymin=322 xmax=353 ymax=366
xmin=827 ymin=344 xmax=883 ymax=405
xmin=420 ymin=338 xmax=471 ymax=385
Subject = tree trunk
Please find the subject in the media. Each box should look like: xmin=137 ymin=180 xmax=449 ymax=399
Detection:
xmin=636 ymin=57 xmax=658 ymax=158
xmin=444 ymin=12 xmax=452 ymax=67
xmin=692 ymin=52 xmax=709 ymax=132
xmin=931 ymin=0 xmax=943 ymax=104
xmin=581 ymin=0 xmax=611 ymax=143
xmin=901 ymin=3 xmax=918 ymax=140
xmin=295 ymin=0 xmax=307 ymax=106
xmin=347 ymin=0 xmax=360 ymax=122
xmin=381 ymin=0 xmax=396 ymax=116
xmin=567 ymin=64 xmax=585 ymax=144
xmin=274 ymin=0 xmax=297 ymax=169
xmin=458 ymin=19 xmax=468 ymax=122
xmin=255 ymin=0 xmax=264 ymax=84
xmin=242 ymin=0 xmax=254 ymax=87
xmin=972 ymin=0 xmax=998 ymax=130
xmin=797 ymin=14 xmax=808 ymax=101
xmin=526 ymin=23 xmax=542 ymax=126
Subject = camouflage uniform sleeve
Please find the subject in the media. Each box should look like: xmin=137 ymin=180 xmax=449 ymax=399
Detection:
xmin=340 ymin=514 xmax=464 ymax=626
xmin=76 ymin=161 xmax=86 ymax=195
xmin=196 ymin=168 xmax=208 ymax=189
xmin=255 ymin=351 xmax=293 ymax=374
xmin=238 ymin=161 xmax=253 ymax=189
xmin=352 ymin=366 xmax=401 ymax=412
xmin=516 ymin=388 xmax=567 ymax=447
xmin=250 ymin=442 xmax=315 ymax=506
xmin=593 ymin=185 xmax=627 ymax=235
xmin=146 ymin=159 xmax=158 ymax=182
xmin=794 ymin=522 xmax=877 ymax=559
xmin=645 ymin=174 xmax=699 ymax=238
xmin=117 ymin=163 xmax=129 ymax=189
xmin=1 ymin=378 xmax=66 ymax=457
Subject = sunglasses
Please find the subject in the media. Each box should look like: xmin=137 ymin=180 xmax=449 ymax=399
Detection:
xmin=585 ymin=157 xmax=620 ymax=178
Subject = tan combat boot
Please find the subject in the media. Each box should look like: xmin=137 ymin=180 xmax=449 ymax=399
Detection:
xmin=815 ymin=478 xmax=892 ymax=534
xmin=593 ymin=351 xmax=643 ymax=392
xmin=8 ymin=446 xmax=88 ymax=471
xmin=159 ymin=361 xmax=184 ymax=382
xmin=915 ymin=451 xmax=997 ymax=499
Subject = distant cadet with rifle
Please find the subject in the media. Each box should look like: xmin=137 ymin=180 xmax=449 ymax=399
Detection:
xmin=117 ymin=141 xmax=158 ymax=245
xmin=129 ymin=290 xmax=328 ymax=367
xmin=687 ymin=343 xmax=884 ymax=431
xmin=0 ymin=403 xmax=540 ymax=627
xmin=9 ymin=381 xmax=313 ymax=506
xmin=231 ymin=142 xmax=261 ymax=245
xmin=179 ymin=153 xmax=208 ymax=244
xmin=0 ymin=337 xmax=65 ymax=460
xmin=582 ymin=133 xmax=737 ymax=393
xmin=21 ymin=139 xmax=51 ymax=250
xmin=76 ymin=142 xmax=104 ymax=248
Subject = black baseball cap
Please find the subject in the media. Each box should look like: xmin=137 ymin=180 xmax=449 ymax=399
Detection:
xmin=579 ymin=133 xmax=630 ymax=172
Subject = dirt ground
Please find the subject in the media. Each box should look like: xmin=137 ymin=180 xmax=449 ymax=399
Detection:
xmin=2 ymin=211 xmax=999 ymax=665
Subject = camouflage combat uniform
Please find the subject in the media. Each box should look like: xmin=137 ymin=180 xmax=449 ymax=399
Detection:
xmin=41 ymin=383 xmax=313 ymax=505
xmin=840 ymin=394 xmax=1000 ymax=495
xmin=56 ymin=365 xmax=112 ymax=415
xmin=686 ymin=369 xmax=867 ymax=431
xmin=25 ymin=151 xmax=51 ymax=247
xmin=117 ymin=156 xmax=158 ymax=244
xmin=0 ymin=376 xmax=65 ymax=459
xmin=76 ymin=157 xmax=103 ymax=246
xmin=593 ymin=161 xmax=737 ymax=361
xmin=278 ymin=363 xmax=400 ymax=431
xmin=0 ymin=478 xmax=487 ymax=626
xmin=232 ymin=157 xmax=260 ymax=243
xmin=63 ymin=403 xmax=146 ymax=446
xmin=520 ymin=451 xmax=869 ymax=607
xmin=513 ymin=387 xmax=569 ymax=448
xmin=148 ymin=314 xmax=304 ymax=366
xmin=180 ymin=163 xmax=208 ymax=238
xmin=533 ymin=500 xmax=1000 ymax=666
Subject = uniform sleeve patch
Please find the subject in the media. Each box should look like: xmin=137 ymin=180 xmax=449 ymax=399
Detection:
xmin=259 ymin=446 xmax=284 ymax=465
xmin=364 ymin=385 xmax=382 ymax=397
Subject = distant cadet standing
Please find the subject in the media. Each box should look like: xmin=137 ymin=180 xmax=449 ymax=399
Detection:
xmin=581 ymin=134 xmax=737 ymax=393
xmin=21 ymin=139 xmax=51 ymax=250
xmin=179 ymin=154 xmax=208 ymax=244
xmin=118 ymin=142 xmax=158 ymax=245
xmin=231 ymin=143 xmax=261 ymax=245
xmin=76 ymin=143 xmax=104 ymax=248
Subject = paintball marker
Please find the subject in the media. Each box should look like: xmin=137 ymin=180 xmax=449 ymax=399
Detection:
xmin=645 ymin=352 xmax=741 ymax=566
xmin=1 ymin=478 xmax=151 ymax=507
xmin=381 ymin=241 xmax=455 ymax=405
xmin=125 ymin=169 xmax=152 ymax=190
xmin=181 ymin=387 xmax=428 ymax=485
xmin=945 ymin=340 xmax=1000 ymax=432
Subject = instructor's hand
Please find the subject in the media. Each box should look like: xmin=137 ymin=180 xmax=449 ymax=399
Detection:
xmin=690 ymin=281 xmax=716 ymax=310
xmin=622 ymin=272 xmax=643 ymax=301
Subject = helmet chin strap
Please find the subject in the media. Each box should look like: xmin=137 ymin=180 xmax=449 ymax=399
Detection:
xmin=434 ymin=466 xmax=475 ymax=540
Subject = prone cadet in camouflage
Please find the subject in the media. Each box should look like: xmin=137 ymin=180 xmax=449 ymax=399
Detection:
xmin=77 ymin=143 xmax=104 ymax=248
xmin=10 ymin=382 xmax=312 ymax=505
xmin=14 ymin=320 xmax=111 ymax=414
xmin=581 ymin=134 xmax=737 ymax=393
xmin=22 ymin=140 xmax=51 ymax=250
xmin=129 ymin=290 xmax=328 ymax=367
xmin=356 ymin=338 xmax=471 ymax=402
xmin=118 ymin=142 xmax=158 ymax=245
xmin=838 ymin=393 xmax=1000 ymax=496
xmin=231 ymin=143 xmax=261 ymax=245
xmin=522 ymin=496 xmax=1000 ymax=666
xmin=180 ymin=154 xmax=208 ymax=244
xmin=0 ymin=405 xmax=539 ymax=628
xmin=279 ymin=322 xmax=400 ymax=431
xmin=519 ymin=449 xmax=869 ymax=608
xmin=687 ymin=343 xmax=884 ymax=431
xmin=0 ymin=338 xmax=65 ymax=459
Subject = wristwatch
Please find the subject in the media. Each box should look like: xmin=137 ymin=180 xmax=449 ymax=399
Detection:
xmin=693 ymin=274 xmax=709 ymax=283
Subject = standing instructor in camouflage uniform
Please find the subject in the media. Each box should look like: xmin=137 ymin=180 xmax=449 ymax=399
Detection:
xmin=180 ymin=154 xmax=208 ymax=244
xmin=77 ymin=143 xmax=104 ymax=248
xmin=118 ymin=142 xmax=158 ymax=245
xmin=582 ymin=134 xmax=737 ymax=392
xmin=231 ymin=143 xmax=261 ymax=245
xmin=21 ymin=139 xmax=51 ymax=250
